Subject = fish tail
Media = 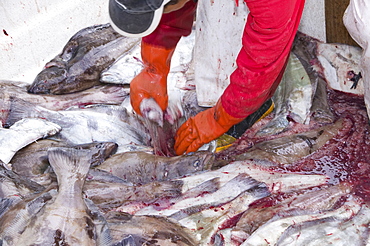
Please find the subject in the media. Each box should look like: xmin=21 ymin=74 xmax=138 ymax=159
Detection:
xmin=5 ymin=98 xmax=47 ymax=127
xmin=48 ymin=147 xmax=92 ymax=185
xmin=156 ymin=180 xmax=184 ymax=197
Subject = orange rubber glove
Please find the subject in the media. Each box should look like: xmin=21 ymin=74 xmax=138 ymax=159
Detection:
xmin=130 ymin=41 xmax=175 ymax=115
xmin=174 ymin=100 xmax=244 ymax=155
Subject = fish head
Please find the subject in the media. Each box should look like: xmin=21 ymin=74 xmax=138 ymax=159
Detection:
xmin=28 ymin=65 xmax=68 ymax=94
xmin=74 ymin=142 xmax=118 ymax=167
xmin=177 ymin=151 xmax=215 ymax=174
xmin=90 ymin=142 xmax=119 ymax=161
xmin=27 ymin=39 xmax=81 ymax=94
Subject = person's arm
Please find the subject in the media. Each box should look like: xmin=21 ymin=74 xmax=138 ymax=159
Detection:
xmin=130 ymin=0 xmax=197 ymax=115
xmin=174 ymin=0 xmax=305 ymax=155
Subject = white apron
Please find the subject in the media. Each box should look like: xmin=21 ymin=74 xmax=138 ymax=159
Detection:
xmin=193 ymin=0 xmax=249 ymax=107
xmin=344 ymin=0 xmax=370 ymax=119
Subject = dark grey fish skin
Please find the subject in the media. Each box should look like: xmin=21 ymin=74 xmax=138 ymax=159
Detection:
xmin=104 ymin=211 xmax=197 ymax=246
xmin=96 ymin=151 xmax=214 ymax=185
xmin=0 ymin=80 xmax=129 ymax=113
xmin=292 ymin=32 xmax=335 ymax=124
xmin=28 ymin=23 xmax=139 ymax=94
xmin=0 ymin=162 xmax=45 ymax=199
xmin=10 ymin=140 xmax=118 ymax=185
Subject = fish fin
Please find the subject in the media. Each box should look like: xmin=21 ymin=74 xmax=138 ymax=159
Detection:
xmin=154 ymin=180 xmax=183 ymax=198
xmin=87 ymin=168 xmax=133 ymax=185
xmin=0 ymin=165 xmax=46 ymax=193
xmin=84 ymin=198 xmax=113 ymax=246
xmin=26 ymin=191 xmax=54 ymax=215
xmin=0 ymin=198 xmax=14 ymax=218
xmin=48 ymin=147 xmax=92 ymax=183
xmin=184 ymin=177 xmax=221 ymax=198
xmin=5 ymin=98 xmax=48 ymax=127
xmin=170 ymin=204 xmax=216 ymax=221
xmin=228 ymin=173 xmax=264 ymax=190
xmin=117 ymin=235 xmax=138 ymax=246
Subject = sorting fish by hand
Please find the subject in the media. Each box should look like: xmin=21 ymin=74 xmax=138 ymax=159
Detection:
xmin=1 ymin=20 xmax=370 ymax=246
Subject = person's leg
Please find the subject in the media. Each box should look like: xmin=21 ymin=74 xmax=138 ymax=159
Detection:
xmin=222 ymin=0 xmax=306 ymax=118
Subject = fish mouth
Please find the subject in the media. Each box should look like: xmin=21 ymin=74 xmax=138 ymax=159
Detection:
xmin=28 ymin=66 xmax=68 ymax=94
xmin=99 ymin=142 xmax=119 ymax=158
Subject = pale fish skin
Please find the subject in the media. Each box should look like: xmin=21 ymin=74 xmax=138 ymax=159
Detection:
xmin=14 ymin=147 xmax=105 ymax=246
xmin=0 ymin=118 xmax=61 ymax=165
xmin=100 ymin=27 xmax=195 ymax=86
xmin=135 ymin=174 xmax=267 ymax=219
xmin=276 ymin=203 xmax=370 ymax=246
xmin=316 ymin=42 xmax=364 ymax=94
xmin=100 ymin=42 xmax=142 ymax=84
xmin=231 ymin=183 xmax=352 ymax=242
xmin=240 ymin=194 xmax=363 ymax=246
xmin=286 ymin=53 xmax=315 ymax=124
xmin=177 ymin=183 xmax=270 ymax=245
xmin=6 ymin=99 xmax=150 ymax=154
xmin=257 ymin=52 xmax=314 ymax=136
xmin=177 ymin=160 xmax=329 ymax=194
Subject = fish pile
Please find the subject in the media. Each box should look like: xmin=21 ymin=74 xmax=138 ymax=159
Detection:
xmin=1 ymin=24 xmax=370 ymax=245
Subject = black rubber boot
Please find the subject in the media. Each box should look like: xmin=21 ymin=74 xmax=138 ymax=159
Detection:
xmin=215 ymin=99 xmax=274 ymax=152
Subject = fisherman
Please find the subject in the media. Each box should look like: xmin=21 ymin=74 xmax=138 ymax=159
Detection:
xmin=108 ymin=0 xmax=305 ymax=155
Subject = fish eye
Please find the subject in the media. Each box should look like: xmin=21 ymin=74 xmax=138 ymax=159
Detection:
xmin=193 ymin=160 xmax=200 ymax=168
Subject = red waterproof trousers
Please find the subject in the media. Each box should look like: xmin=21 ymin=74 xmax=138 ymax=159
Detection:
xmin=143 ymin=0 xmax=305 ymax=119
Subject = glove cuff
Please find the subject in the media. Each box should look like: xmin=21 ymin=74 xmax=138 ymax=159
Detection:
xmin=141 ymin=41 xmax=176 ymax=74
xmin=214 ymin=100 xmax=245 ymax=131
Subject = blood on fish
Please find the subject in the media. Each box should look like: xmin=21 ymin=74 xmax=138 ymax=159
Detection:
xmin=3 ymin=29 xmax=8 ymax=36
xmin=271 ymin=89 xmax=370 ymax=201
xmin=217 ymin=212 xmax=244 ymax=231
